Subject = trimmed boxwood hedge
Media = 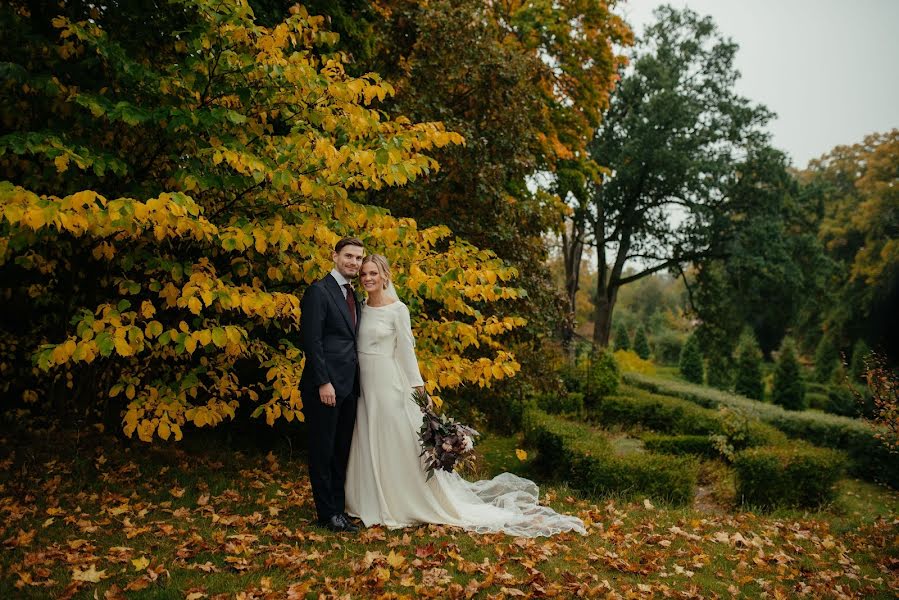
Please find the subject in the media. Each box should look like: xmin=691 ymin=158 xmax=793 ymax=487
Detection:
xmin=587 ymin=386 xmax=786 ymax=449
xmin=642 ymin=434 xmax=720 ymax=458
xmin=624 ymin=373 xmax=898 ymax=488
xmin=535 ymin=391 xmax=584 ymax=415
xmin=523 ymin=409 xmax=698 ymax=505
xmin=734 ymin=445 xmax=847 ymax=509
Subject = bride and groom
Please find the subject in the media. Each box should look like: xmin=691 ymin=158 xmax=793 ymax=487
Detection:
xmin=299 ymin=237 xmax=586 ymax=537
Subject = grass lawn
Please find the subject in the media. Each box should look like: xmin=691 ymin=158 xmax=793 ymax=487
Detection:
xmin=1 ymin=424 xmax=897 ymax=599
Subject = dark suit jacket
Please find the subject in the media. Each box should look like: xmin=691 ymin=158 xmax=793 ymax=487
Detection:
xmin=299 ymin=274 xmax=361 ymax=400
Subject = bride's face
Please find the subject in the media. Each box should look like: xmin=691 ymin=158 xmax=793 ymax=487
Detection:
xmin=360 ymin=262 xmax=384 ymax=293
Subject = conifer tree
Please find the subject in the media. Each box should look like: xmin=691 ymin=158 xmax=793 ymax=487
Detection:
xmin=734 ymin=331 xmax=764 ymax=400
xmin=773 ymin=337 xmax=806 ymax=410
xmin=633 ymin=326 xmax=651 ymax=360
xmin=679 ymin=334 xmax=704 ymax=384
xmin=613 ymin=322 xmax=631 ymax=351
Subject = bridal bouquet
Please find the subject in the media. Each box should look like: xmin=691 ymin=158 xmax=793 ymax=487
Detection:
xmin=411 ymin=389 xmax=479 ymax=480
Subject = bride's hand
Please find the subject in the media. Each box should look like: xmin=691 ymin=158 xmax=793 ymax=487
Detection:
xmin=414 ymin=386 xmax=432 ymax=409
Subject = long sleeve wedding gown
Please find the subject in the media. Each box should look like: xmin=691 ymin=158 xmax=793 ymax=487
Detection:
xmin=344 ymin=300 xmax=586 ymax=538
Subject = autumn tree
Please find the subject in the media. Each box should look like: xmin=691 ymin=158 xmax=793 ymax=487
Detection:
xmin=575 ymin=7 xmax=774 ymax=346
xmin=0 ymin=0 xmax=526 ymax=441
xmin=804 ymin=130 xmax=899 ymax=361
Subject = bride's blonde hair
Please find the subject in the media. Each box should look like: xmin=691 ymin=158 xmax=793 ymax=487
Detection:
xmin=361 ymin=254 xmax=391 ymax=289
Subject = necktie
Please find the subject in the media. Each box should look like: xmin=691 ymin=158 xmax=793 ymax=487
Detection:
xmin=343 ymin=284 xmax=356 ymax=329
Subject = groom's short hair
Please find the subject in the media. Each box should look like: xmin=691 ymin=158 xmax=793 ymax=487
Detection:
xmin=335 ymin=237 xmax=364 ymax=253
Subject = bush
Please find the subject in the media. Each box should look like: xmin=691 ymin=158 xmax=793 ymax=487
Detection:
xmin=535 ymin=391 xmax=584 ymax=415
xmin=622 ymin=372 xmax=899 ymax=488
xmin=633 ymin=326 xmax=651 ymax=360
xmin=589 ymin=388 xmax=722 ymax=435
xmin=583 ymin=349 xmax=620 ymax=406
xmin=773 ymin=337 xmax=806 ymax=411
xmin=651 ymin=330 xmax=684 ymax=365
xmin=643 ymin=434 xmax=719 ymax=458
xmin=734 ymin=331 xmax=764 ymax=400
xmin=679 ymin=334 xmax=704 ymax=384
xmin=613 ymin=349 xmax=656 ymax=375
xmin=734 ymin=446 xmax=846 ymax=509
xmin=523 ymin=409 xmax=698 ymax=505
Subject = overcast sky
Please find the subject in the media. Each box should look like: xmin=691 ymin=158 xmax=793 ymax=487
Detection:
xmin=619 ymin=0 xmax=899 ymax=168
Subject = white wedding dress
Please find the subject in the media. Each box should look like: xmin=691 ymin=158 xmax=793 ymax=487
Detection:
xmin=345 ymin=300 xmax=586 ymax=537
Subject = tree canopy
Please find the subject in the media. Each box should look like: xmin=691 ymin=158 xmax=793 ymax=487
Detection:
xmin=0 ymin=0 xmax=528 ymax=441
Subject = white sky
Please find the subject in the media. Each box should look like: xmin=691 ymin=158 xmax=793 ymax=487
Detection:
xmin=619 ymin=0 xmax=899 ymax=168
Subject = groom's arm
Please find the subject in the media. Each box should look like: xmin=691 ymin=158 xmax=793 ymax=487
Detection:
xmin=300 ymin=284 xmax=330 ymax=390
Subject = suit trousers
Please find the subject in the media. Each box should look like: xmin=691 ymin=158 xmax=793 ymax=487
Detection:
xmin=304 ymin=388 xmax=358 ymax=522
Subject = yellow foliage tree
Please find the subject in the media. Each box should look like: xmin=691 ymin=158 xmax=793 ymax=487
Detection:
xmin=0 ymin=0 xmax=524 ymax=441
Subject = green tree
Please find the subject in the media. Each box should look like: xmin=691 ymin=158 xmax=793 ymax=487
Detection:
xmin=706 ymin=353 xmax=733 ymax=391
xmin=805 ymin=130 xmax=899 ymax=362
xmin=633 ymin=326 xmax=651 ymax=360
xmin=679 ymin=334 xmax=704 ymax=384
xmin=734 ymin=331 xmax=764 ymax=400
xmin=773 ymin=337 xmax=806 ymax=411
xmin=579 ymin=7 xmax=775 ymax=346
xmin=850 ymin=339 xmax=872 ymax=381
xmin=694 ymin=147 xmax=832 ymax=357
xmin=613 ymin=322 xmax=631 ymax=351
xmin=814 ymin=333 xmax=841 ymax=383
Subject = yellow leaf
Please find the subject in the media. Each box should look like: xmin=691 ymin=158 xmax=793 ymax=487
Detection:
xmin=72 ymin=564 xmax=107 ymax=583
xmin=54 ymin=154 xmax=70 ymax=173
xmin=515 ymin=449 xmax=528 ymax=461
xmin=131 ymin=556 xmax=150 ymax=571
xmin=386 ymin=550 xmax=405 ymax=569
xmin=158 ymin=420 xmax=171 ymax=440
xmin=140 ymin=300 xmax=156 ymax=318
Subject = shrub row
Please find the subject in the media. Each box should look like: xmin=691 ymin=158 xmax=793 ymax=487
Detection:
xmin=642 ymin=434 xmax=720 ymax=458
xmin=587 ymin=385 xmax=786 ymax=449
xmin=733 ymin=445 xmax=847 ymax=509
xmin=623 ymin=373 xmax=898 ymax=487
xmin=523 ymin=409 xmax=698 ymax=505
xmin=534 ymin=391 xmax=584 ymax=415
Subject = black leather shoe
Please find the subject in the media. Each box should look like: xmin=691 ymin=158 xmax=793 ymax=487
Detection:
xmin=319 ymin=514 xmax=354 ymax=533
xmin=339 ymin=513 xmax=360 ymax=533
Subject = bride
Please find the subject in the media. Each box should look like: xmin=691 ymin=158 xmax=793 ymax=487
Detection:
xmin=344 ymin=254 xmax=586 ymax=537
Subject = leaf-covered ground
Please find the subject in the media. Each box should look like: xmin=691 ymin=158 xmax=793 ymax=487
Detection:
xmin=1 ymin=427 xmax=896 ymax=599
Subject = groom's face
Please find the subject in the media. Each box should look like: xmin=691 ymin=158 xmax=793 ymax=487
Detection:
xmin=333 ymin=244 xmax=364 ymax=279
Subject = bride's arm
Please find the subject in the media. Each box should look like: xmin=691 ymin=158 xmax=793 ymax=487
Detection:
xmin=395 ymin=304 xmax=425 ymax=388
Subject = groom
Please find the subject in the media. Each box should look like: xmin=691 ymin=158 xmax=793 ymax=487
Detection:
xmin=299 ymin=237 xmax=364 ymax=533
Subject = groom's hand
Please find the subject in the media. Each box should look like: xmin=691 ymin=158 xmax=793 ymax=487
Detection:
xmin=319 ymin=382 xmax=336 ymax=407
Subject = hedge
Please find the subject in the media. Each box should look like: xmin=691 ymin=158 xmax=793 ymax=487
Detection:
xmin=535 ymin=391 xmax=584 ymax=416
xmin=642 ymin=434 xmax=720 ymax=458
xmin=734 ymin=445 xmax=847 ymax=509
xmin=623 ymin=373 xmax=898 ymax=488
xmin=523 ymin=409 xmax=698 ymax=505
xmin=587 ymin=385 xmax=786 ymax=449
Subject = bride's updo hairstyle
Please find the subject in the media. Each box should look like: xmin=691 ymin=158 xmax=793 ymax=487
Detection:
xmin=361 ymin=254 xmax=391 ymax=289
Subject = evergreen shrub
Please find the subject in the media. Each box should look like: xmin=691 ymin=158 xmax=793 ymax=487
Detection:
xmin=583 ymin=350 xmax=620 ymax=407
xmin=643 ymin=434 xmax=719 ymax=458
xmin=651 ymin=330 xmax=684 ymax=365
xmin=679 ymin=334 xmax=704 ymax=384
xmin=523 ymin=409 xmax=698 ymax=505
xmin=734 ymin=446 xmax=846 ymax=509
xmin=773 ymin=337 xmax=806 ymax=411
xmin=734 ymin=331 xmax=764 ymax=400
xmin=634 ymin=326 xmax=651 ymax=359
xmin=614 ymin=322 xmax=631 ymax=350
xmin=535 ymin=391 xmax=584 ymax=415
